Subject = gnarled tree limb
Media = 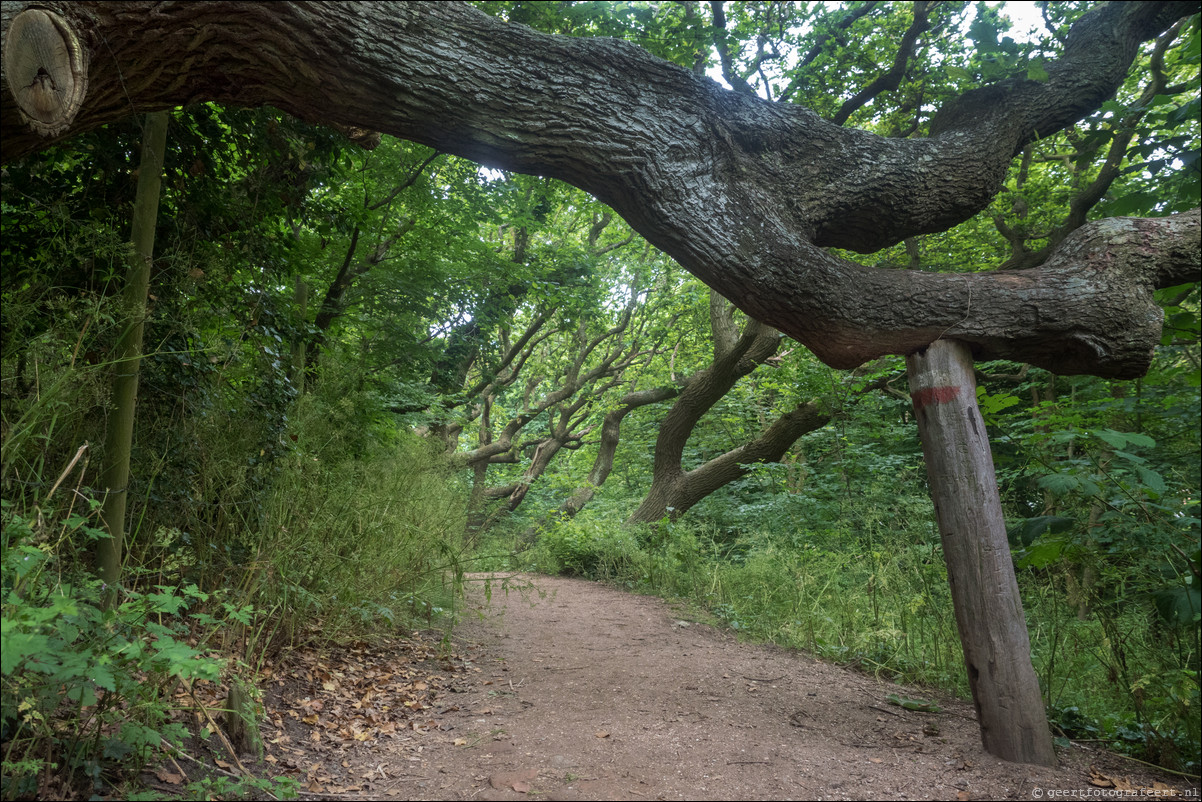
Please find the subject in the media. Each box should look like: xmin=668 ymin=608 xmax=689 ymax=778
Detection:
xmin=1 ymin=1 xmax=1196 ymax=379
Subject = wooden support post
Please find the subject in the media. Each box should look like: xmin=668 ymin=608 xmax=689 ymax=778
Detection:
xmin=906 ymin=339 xmax=1056 ymax=766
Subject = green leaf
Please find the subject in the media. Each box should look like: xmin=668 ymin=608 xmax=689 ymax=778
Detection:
xmin=1 ymin=628 xmax=48 ymax=674
xmin=1152 ymin=586 xmax=1201 ymax=627
xmin=1135 ymin=467 xmax=1166 ymax=496
xmin=148 ymin=590 xmax=187 ymax=615
xmin=65 ymin=683 xmax=98 ymax=706
xmin=969 ymin=15 xmax=1001 ymax=54
xmin=886 ymin=692 xmax=942 ymax=713
xmin=1103 ymin=190 xmax=1161 ymax=217
xmin=1124 ymin=432 xmax=1155 ymax=448
xmin=1037 ymin=473 xmax=1079 ymax=495
xmin=89 ymin=662 xmax=117 ymax=692
xmin=1166 ymin=97 xmax=1200 ymax=126
xmin=7 ymin=546 xmax=48 ymax=580
xmin=1007 ymin=516 xmax=1074 ymax=548
xmin=1018 ymin=537 xmax=1067 ymax=570
xmin=976 ymin=387 xmax=1021 ymax=416
xmin=947 ymin=65 xmax=973 ymax=82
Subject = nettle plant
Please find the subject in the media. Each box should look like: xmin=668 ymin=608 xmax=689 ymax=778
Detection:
xmin=1 ymin=498 xmax=225 ymax=799
xmin=979 ymin=372 xmax=1200 ymax=766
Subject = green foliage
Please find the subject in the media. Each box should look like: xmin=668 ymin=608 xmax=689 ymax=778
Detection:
xmin=1 ymin=500 xmax=225 ymax=799
xmin=978 ymin=357 xmax=1200 ymax=768
xmin=126 ymin=774 xmax=300 ymax=801
xmin=476 ymin=1 xmax=711 ymax=69
xmin=534 ymin=512 xmax=643 ymax=579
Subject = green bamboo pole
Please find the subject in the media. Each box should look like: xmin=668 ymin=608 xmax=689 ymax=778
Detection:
xmin=291 ymin=276 xmax=308 ymax=393
xmin=96 ymin=110 xmax=170 ymax=600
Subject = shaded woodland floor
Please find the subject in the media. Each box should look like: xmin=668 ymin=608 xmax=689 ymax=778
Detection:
xmin=157 ymin=573 xmax=1198 ymax=801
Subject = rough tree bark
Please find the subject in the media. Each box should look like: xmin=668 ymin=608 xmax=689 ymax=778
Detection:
xmin=2 ymin=2 xmax=1197 ymax=379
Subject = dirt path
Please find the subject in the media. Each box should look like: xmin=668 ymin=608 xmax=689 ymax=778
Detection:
xmin=266 ymin=573 xmax=1195 ymax=801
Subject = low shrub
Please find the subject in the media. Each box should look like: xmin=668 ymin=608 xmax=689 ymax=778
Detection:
xmin=1 ymin=500 xmax=224 ymax=800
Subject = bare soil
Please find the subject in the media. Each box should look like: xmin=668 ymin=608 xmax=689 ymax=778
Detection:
xmin=240 ymin=573 xmax=1197 ymax=801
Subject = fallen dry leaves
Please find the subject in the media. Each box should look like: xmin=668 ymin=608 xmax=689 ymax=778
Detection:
xmin=1088 ymin=766 xmax=1184 ymax=796
xmin=269 ymin=631 xmax=468 ymax=746
xmin=489 ymin=767 xmax=539 ymax=793
xmin=250 ymin=629 xmax=478 ymax=793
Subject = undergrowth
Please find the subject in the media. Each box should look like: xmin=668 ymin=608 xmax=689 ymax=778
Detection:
xmin=1 ymin=332 xmax=469 ymax=798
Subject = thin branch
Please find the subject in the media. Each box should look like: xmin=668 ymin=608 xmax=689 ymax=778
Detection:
xmin=778 ymin=1 xmax=880 ymax=103
xmin=367 ymin=149 xmax=443 ymax=211
xmin=709 ymin=1 xmax=757 ymax=95
xmin=831 ymin=2 xmax=931 ymax=126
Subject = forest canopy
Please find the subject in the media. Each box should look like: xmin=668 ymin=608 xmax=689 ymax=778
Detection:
xmin=1 ymin=0 xmax=1199 ymax=795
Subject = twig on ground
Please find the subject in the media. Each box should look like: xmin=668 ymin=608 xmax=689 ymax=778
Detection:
xmin=178 ymin=678 xmax=281 ymax=800
xmin=1100 ymin=751 xmax=1201 ymax=779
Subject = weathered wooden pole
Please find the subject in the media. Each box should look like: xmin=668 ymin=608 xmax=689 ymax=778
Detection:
xmin=906 ymin=339 xmax=1057 ymax=766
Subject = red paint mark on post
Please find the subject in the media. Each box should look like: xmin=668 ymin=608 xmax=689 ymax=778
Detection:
xmin=913 ymin=385 xmax=961 ymax=411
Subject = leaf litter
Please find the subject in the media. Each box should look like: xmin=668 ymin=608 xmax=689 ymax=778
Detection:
xmin=253 ymin=629 xmax=479 ymax=794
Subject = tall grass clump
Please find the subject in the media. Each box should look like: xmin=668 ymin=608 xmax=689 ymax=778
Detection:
xmin=509 ymin=507 xmax=644 ymax=580
xmin=1 ymin=302 xmax=468 ymax=795
xmin=248 ymin=389 xmax=469 ymax=639
xmin=619 ymin=512 xmax=969 ymax=694
xmin=0 ymin=340 xmax=273 ymax=799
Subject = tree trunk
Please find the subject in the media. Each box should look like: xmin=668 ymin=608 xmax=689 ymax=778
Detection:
xmin=95 ymin=109 xmax=169 ymax=598
xmin=523 ymin=385 xmax=681 ymax=543
xmin=906 ymin=339 xmax=1056 ymax=766
xmin=629 ymin=293 xmax=823 ymax=523
xmin=291 ymin=275 xmax=308 ymax=393
xmin=629 ymin=399 xmax=830 ymax=523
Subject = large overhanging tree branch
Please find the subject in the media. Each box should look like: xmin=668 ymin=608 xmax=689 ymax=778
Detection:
xmin=3 ymin=1 xmax=1197 ymax=381
xmin=992 ymin=19 xmax=1190 ymax=272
